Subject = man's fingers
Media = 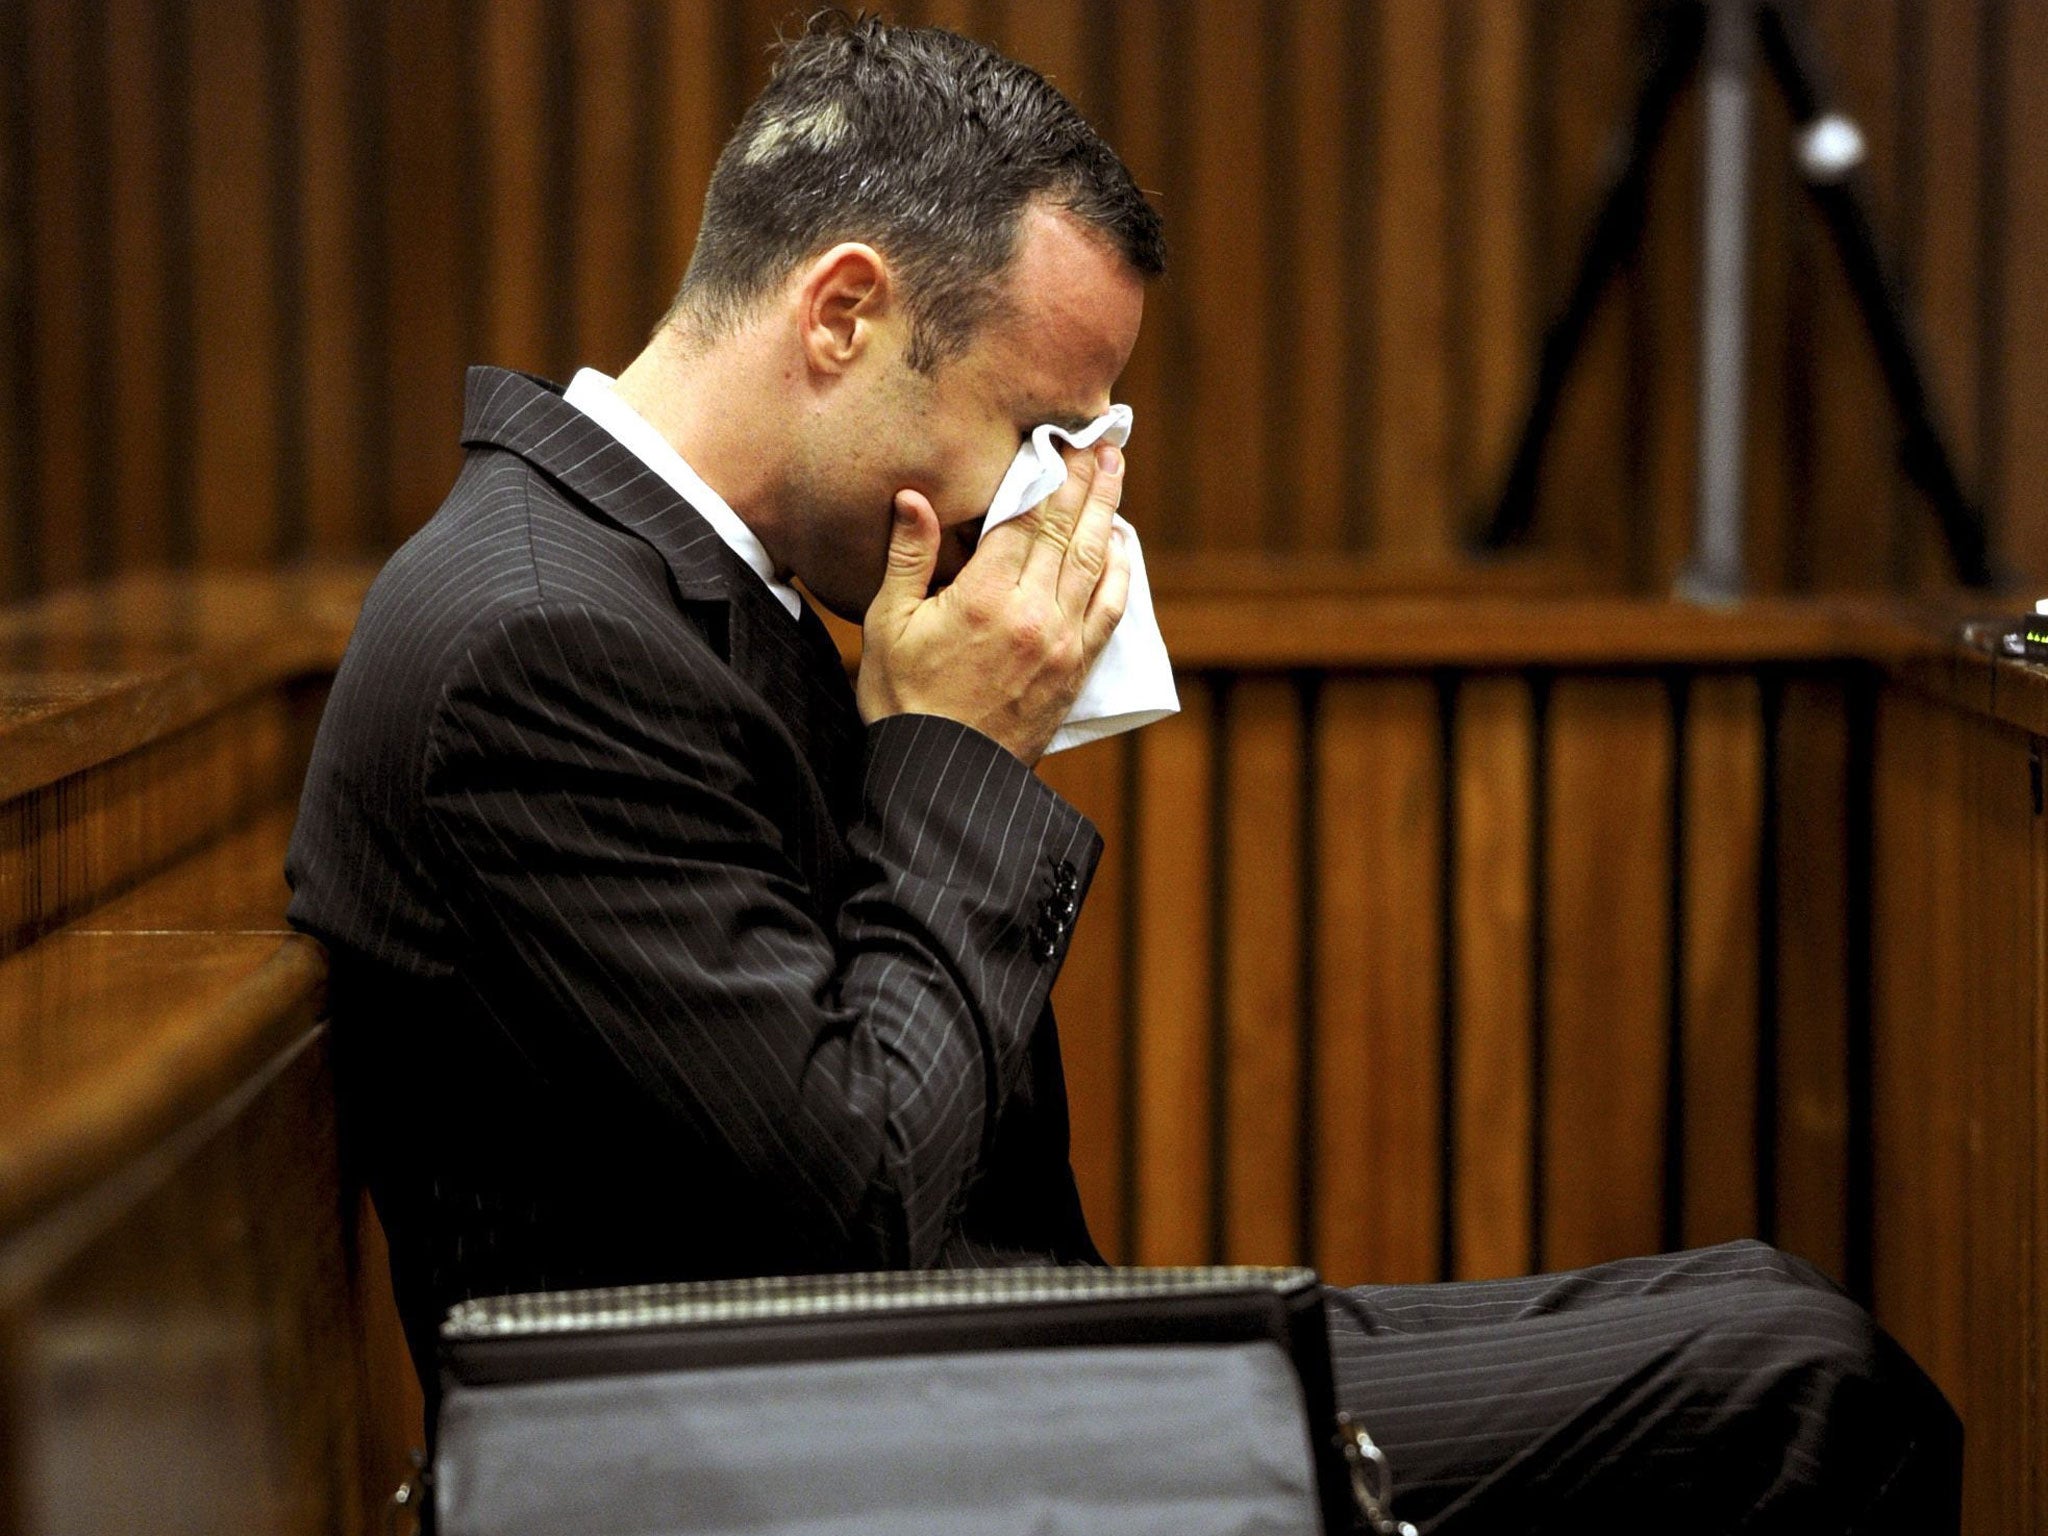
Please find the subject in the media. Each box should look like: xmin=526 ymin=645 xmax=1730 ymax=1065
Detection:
xmin=1016 ymin=443 xmax=1098 ymax=589
xmin=1055 ymin=442 xmax=1123 ymax=617
xmin=865 ymin=489 xmax=941 ymax=634
xmin=1082 ymin=521 xmax=1132 ymax=658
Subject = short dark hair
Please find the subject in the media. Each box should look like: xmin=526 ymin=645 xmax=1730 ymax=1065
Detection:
xmin=672 ymin=11 xmax=1166 ymax=371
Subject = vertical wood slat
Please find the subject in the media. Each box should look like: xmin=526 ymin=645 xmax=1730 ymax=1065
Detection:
xmin=1370 ymin=0 xmax=1453 ymax=558
xmin=1104 ymin=0 xmax=1171 ymax=552
xmin=478 ymin=0 xmax=553 ymax=375
xmin=1958 ymin=706 xmax=2036 ymax=1534
xmin=1542 ymin=676 xmax=1671 ymax=1270
xmin=654 ymin=1 xmax=727 ymax=318
xmin=1803 ymin=0 xmax=1902 ymax=591
xmin=1679 ymin=673 xmax=1762 ymax=1247
xmin=1281 ymin=0 xmax=1350 ymax=555
xmin=1904 ymin=0 xmax=1984 ymax=589
xmin=105 ymin=0 xmax=174 ymax=572
xmin=27 ymin=0 xmax=92 ymax=590
xmin=295 ymin=0 xmax=368 ymax=560
xmin=1872 ymin=689 xmax=2038 ymax=1534
xmin=1458 ymin=0 xmax=1533 ymax=521
xmin=2033 ymin=733 xmax=2048 ymax=1520
xmin=1451 ymin=674 xmax=1535 ymax=1279
xmin=1000 ymin=1 xmax=1089 ymax=118
xmin=1039 ymin=736 xmax=1130 ymax=1264
xmin=1314 ymin=678 xmax=1441 ymax=1285
xmin=379 ymin=0 xmax=465 ymax=543
xmin=188 ymin=0 xmax=281 ymax=568
xmin=1641 ymin=72 xmax=1699 ymax=589
xmin=1872 ymin=688 xmax=1969 ymax=1414
xmin=2001 ymin=0 xmax=2048 ymax=578
xmin=570 ymin=1 xmax=650 ymax=372
xmin=1744 ymin=84 xmax=1797 ymax=591
xmin=1223 ymin=680 xmax=1302 ymax=1264
xmin=1132 ymin=679 xmax=1214 ymax=1265
xmin=1773 ymin=677 xmax=1851 ymax=1280
xmin=1181 ymin=1 xmax=1270 ymax=552
xmin=1533 ymin=0 xmax=1636 ymax=578
xmin=0 ymin=0 xmax=22 ymax=599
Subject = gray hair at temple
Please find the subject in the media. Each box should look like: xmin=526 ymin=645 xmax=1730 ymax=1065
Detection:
xmin=670 ymin=10 xmax=1167 ymax=373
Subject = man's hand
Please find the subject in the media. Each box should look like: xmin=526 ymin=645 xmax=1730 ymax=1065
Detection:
xmin=858 ymin=442 xmax=1132 ymax=765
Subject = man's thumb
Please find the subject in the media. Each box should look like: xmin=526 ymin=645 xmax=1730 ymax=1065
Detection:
xmin=872 ymin=489 xmax=940 ymax=621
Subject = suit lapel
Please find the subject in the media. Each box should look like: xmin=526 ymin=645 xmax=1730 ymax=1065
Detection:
xmin=460 ymin=366 xmax=864 ymax=814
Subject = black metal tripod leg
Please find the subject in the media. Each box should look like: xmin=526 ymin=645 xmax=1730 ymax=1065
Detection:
xmin=1477 ymin=1 xmax=1707 ymax=551
xmin=1758 ymin=0 xmax=1998 ymax=587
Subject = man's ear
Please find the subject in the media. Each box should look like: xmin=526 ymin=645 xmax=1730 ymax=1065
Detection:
xmin=796 ymin=242 xmax=893 ymax=376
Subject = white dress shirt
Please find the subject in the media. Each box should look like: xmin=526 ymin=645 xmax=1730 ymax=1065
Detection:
xmin=563 ymin=367 xmax=802 ymax=620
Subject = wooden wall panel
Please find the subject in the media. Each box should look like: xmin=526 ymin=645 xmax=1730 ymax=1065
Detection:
xmin=0 ymin=0 xmax=22 ymax=601
xmin=1370 ymin=0 xmax=1453 ymax=559
xmin=478 ymin=0 xmax=556 ymax=378
xmin=1956 ymin=709 xmax=2036 ymax=1533
xmin=1039 ymin=737 xmax=1131 ymax=1263
xmin=1773 ymin=677 xmax=1853 ymax=1280
xmin=294 ymin=0 xmax=368 ymax=561
xmin=2034 ymin=740 xmax=2048 ymax=1507
xmin=378 ymin=0 xmax=465 ymax=544
xmin=1450 ymin=675 xmax=1536 ymax=1280
xmin=1222 ymin=680 xmax=1302 ymax=1264
xmin=570 ymin=2 xmax=653 ymax=373
xmin=4 ymin=0 xmax=2043 ymax=591
xmin=1180 ymin=1 xmax=1271 ymax=553
xmin=1312 ymin=678 xmax=1441 ymax=1285
xmin=1531 ymin=0 xmax=1637 ymax=579
xmin=1679 ymin=673 xmax=1762 ymax=1248
xmin=1872 ymin=686 xmax=2038 ymax=1534
xmin=1280 ymin=0 xmax=1352 ymax=555
xmin=105 ymin=0 xmax=175 ymax=573
xmin=25 ymin=0 xmax=92 ymax=593
xmin=1131 ymin=680 xmax=1214 ymax=1265
xmin=2003 ymin=0 xmax=2048 ymax=576
xmin=654 ymin=2 xmax=731 ymax=319
xmin=1103 ymin=0 xmax=1169 ymax=549
xmin=1542 ymin=676 xmax=1672 ymax=1270
xmin=189 ymin=0 xmax=286 ymax=570
xmin=1907 ymin=0 xmax=1986 ymax=589
xmin=1454 ymin=1 xmax=1535 ymax=525
xmin=1802 ymin=0 xmax=1903 ymax=591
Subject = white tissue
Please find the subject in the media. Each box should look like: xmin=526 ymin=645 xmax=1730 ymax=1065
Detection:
xmin=982 ymin=406 xmax=1179 ymax=755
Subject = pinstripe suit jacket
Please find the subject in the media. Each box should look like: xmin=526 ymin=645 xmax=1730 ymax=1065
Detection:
xmin=287 ymin=367 xmax=1104 ymax=1373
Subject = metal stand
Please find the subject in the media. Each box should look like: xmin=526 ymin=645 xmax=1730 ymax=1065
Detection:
xmin=1476 ymin=0 xmax=1996 ymax=594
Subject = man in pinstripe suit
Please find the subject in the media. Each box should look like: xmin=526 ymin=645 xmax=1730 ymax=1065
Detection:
xmin=287 ymin=14 xmax=1959 ymax=1531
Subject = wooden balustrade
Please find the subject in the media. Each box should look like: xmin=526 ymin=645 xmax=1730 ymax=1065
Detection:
xmin=0 ymin=566 xmax=2037 ymax=1529
xmin=0 ymin=566 xmax=423 ymax=1534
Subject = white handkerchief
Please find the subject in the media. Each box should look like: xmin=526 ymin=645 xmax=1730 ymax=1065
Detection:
xmin=982 ymin=405 xmax=1179 ymax=755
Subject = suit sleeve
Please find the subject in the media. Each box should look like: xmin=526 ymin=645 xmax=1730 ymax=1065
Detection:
xmin=419 ymin=600 xmax=1101 ymax=1268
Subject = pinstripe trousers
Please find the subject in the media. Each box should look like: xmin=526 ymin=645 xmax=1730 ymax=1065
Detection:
xmin=1323 ymin=1240 xmax=1960 ymax=1533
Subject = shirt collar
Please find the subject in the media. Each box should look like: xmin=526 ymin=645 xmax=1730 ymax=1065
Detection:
xmin=563 ymin=367 xmax=802 ymax=620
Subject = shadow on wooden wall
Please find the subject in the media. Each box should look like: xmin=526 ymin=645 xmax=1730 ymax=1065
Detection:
xmin=3 ymin=0 xmax=2044 ymax=597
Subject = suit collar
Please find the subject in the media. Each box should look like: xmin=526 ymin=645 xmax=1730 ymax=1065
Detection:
xmin=461 ymin=365 xmax=737 ymax=603
xmin=460 ymin=366 xmax=863 ymax=798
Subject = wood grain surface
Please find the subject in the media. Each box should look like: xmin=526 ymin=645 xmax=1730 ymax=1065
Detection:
xmin=6 ymin=0 xmax=2045 ymax=594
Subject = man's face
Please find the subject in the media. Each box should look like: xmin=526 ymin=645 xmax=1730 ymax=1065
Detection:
xmin=790 ymin=204 xmax=1146 ymax=620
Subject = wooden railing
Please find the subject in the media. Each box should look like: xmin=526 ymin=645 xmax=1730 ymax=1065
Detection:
xmin=1042 ymin=591 xmax=1925 ymax=1284
xmin=0 ymin=566 xmax=2035 ymax=1530
xmin=0 ymin=567 xmax=421 ymax=1534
